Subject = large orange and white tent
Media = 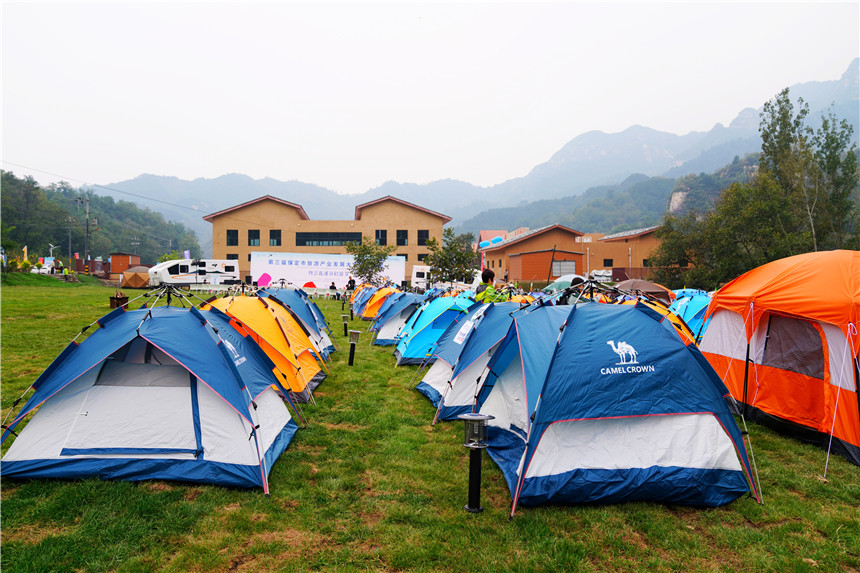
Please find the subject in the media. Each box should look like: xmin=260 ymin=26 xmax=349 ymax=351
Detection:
xmin=699 ymin=250 xmax=859 ymax=467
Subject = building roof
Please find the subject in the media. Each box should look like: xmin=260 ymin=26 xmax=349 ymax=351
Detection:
xmin=508 ymin=248 xmax=582 ymax=257
xmin=599 ymin=225 xmax=661 ymax=241
xmin=479 ymin=224 xmax=583 ymax=252
xmin=479 ymin=230 xmax=508 ymax=242
xmin=353 ymin=195 xmax=452 ymax=223
xmin=202 ymin=195 xmax=310 ymax=222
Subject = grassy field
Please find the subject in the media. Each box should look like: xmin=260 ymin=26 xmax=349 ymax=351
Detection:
xmin=1 ymin=277 xmax=858 ymax=572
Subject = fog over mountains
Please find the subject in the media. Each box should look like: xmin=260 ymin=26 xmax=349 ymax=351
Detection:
xmin=96 ymin=58 xmax=858 ymax=256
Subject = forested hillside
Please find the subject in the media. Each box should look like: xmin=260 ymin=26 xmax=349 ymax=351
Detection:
xmin=1 ymin=171 xmax=201 ymax=265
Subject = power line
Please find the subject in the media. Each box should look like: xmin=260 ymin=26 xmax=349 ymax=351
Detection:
xmin=2 ymin=161 xmax=204 ymax=213
xmin=1 ymin=161 xmax=290 ymax=230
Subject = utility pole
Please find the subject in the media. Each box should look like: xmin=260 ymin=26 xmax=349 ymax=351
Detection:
xmin=76 ymin=196 xmax=91 ymax=273
xmin=130 ymin=237 xmax=140 ymax=255
xmin=66 ymin=217 xmax=75 ymax=266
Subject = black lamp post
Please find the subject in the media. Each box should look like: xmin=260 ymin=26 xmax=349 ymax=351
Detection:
xmin=342 ymin=314 xmax=349 ymax=337
xmin=457 ymin=412 xmax=495 ymax=513
xmin=348 ymin=329 xmax=360 ymax=366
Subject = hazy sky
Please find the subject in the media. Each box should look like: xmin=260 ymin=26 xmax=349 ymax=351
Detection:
xmin=3 ymin=2 xmax=858 ymax=195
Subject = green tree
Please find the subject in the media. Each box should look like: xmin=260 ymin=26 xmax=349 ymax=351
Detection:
xmin=652 ymin=88 xmax=859 ymax=289
xmin=812 ymin=110 xmax=859 ymax=249
xmin=158 ymin=249 xmax=183 ymax=263
xmin=344 ymin=236 xmax=397 ymax=285
xmin=424 ymin=228 xmax=479 ymax=284
xmin=759 ymin=89 xmax=859 ymax=251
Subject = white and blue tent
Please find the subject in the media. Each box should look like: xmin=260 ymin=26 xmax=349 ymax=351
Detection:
xmin=477 ymin=302 xmax=758 ymax=513
xmin=393 ymin=295 xmax=474 ymax=365
xmin=413 ymin=303 xmax=494 ymax=404
xmin=1 ymin=305 xmax=298 ymax=493
xmin=370 ymin=293 xmax=426 ymax=346
xmin=416 ymin=302 xmax=520 ymax=421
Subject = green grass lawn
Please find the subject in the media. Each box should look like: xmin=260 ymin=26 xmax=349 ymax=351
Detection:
xmin=1 ymin=279 xmax=858 ymax=572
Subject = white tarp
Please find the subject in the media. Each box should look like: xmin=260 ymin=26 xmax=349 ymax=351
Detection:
xmin=250 ymin=252 xmax=406 ymax=288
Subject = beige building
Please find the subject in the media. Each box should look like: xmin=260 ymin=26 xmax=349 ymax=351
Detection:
xmin=479 ymin=224 xmax=585 ymax=284
xmin=575 ymin=225 xmax=662 ymax=279
xmin=203 ymin=195 xmax=451 ymax=283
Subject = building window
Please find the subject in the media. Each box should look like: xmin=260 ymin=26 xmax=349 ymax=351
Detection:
xmin=296 ymin=232 xmax=362 ymax=247
xmin=397 ymin=253 xmax=408 ymax=261
xmin=248 ymin=230 xmax=260 ymax=246
xmin=417 ymin=230 xmax=429 ymax=246
xmin=417 ymin=253 xmax=428 ymax=262
xmin=552 ymin=260 xmax=577 ymax=276
xmin=375 ymin=230 xmax=387 ymax=246
xmin=270 ymin=230 xmax=282 ymax=247
xmin=498 ymin=259 xmax=502 ymax=268
xmin=226 ymin=254 xmax=239 ymax=260
xmin=248 ymin=254 xmax=252 ymax=261
xmin=603 ymin=258 xmax=613 ymax=267
xmin=226 ymin=229 xmax=238 ymax=246
xmin=643 ymin=258 xmax=650 ymax=267
xmin=491 ymin=260 xmax=494 ymax=268
xmin=396 ymin=230 xmax=408 ymax=246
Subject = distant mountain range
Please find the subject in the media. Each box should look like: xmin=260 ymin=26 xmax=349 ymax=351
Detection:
xmin=94 ymin=58 xmax=858 ymax=255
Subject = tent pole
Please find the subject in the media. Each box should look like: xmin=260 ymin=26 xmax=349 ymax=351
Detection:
xmin=742 ymin=342 xmax=751 ymax=418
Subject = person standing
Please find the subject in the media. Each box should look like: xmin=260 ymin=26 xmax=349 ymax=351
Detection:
xmin=475 ymin=269 xmax=509 ymax=303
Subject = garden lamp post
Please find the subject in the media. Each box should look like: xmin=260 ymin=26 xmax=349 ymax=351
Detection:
xmin=342 ymin=314 xmax=349 ymax=337
xmin=457 ymin=412 xmax=494 ymax=513
xmin=348 ymin=329 xmax=360 ymax=366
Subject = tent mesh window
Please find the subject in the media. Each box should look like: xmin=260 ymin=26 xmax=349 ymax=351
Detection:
xmin=761 ymin=315 xmax=825 ymax=379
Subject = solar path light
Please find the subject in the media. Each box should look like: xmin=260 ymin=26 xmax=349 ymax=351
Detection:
xmin=348 ymin=329 xmax=360 ymax=366
xmin=457 ymin=412 xmax=495 ymax=513
xmin=342 ymin=314 xmax=349 ymax=337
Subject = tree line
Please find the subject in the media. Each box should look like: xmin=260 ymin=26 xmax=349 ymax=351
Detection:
xmin=650 ymin=89 xmax=859 ymax=290
xmin=1 ymin=171 xmax=202 ymax=267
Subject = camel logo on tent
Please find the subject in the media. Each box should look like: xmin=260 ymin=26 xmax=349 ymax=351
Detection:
xmin=601 ymin=340 xmax=655 ymax=375
xmin=607 ymin=340 xmax=638 ymax=364
xmin=222 ymin=339 xmax=247 ymax=367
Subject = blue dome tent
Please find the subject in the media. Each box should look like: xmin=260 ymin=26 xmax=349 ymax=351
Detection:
xmin=476 ymin=302 xmax=758 ymax=513
xmin=394 ymin=296 xmax=474 ymax=365
xmin=1 ymin=305 xmax=299 ymax=493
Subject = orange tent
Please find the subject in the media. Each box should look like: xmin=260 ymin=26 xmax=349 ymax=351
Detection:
xmin=360 ymin=287 xmax=399 ymax=320
xmin=508 ymin=294 xmax=535 ymax=304
xmin=699 ymin=250 xmax=860 ymax=467
xmin=204 ymin=296 xmax=327 ymax=402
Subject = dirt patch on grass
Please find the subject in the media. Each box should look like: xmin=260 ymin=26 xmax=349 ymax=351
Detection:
xmin=277 ymin=498 xmax=300 ymax=510
xmin=184 ymin=488 xmax=204 ymax=502
xmin=2 ymin=522 xmax=76 ymax=544
xmin=0 ymin=483 xmax=21 ymax=500
xmin=144 ymin=481 xmax=175 ymax=492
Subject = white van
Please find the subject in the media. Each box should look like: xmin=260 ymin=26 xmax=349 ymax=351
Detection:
xmin=410 ymin=265 xmax=432 ymax=291
xmin=148 ymin=259 xmax=240 ymax=287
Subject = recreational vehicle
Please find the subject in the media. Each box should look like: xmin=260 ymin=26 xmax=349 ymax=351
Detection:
xmin=148 ymin=259 xmax=240 ymax=287
xmin=411 ymin=265 xmax=432 ymax=291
